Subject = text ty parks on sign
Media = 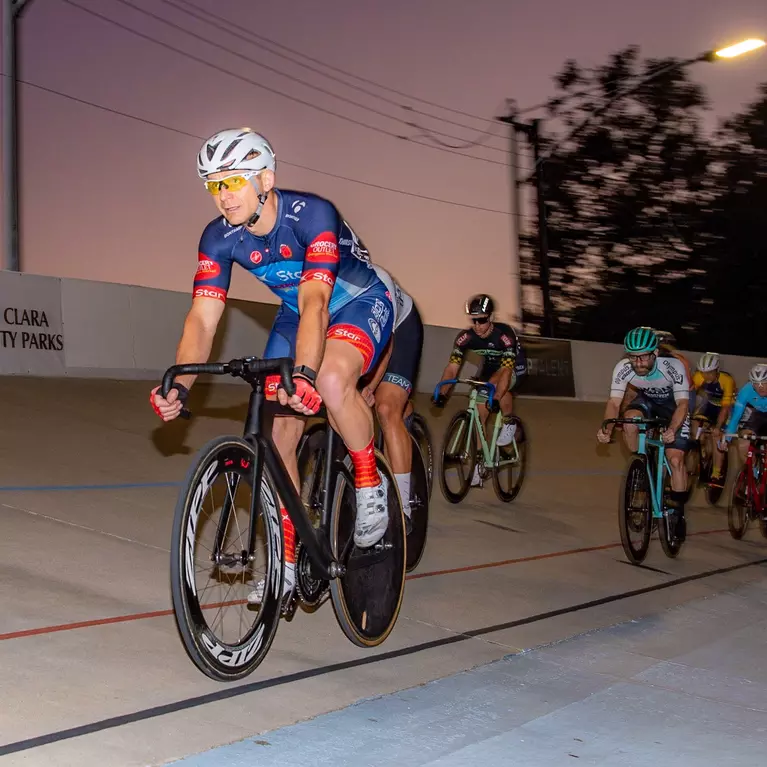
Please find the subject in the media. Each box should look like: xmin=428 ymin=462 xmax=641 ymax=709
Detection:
xmin=1 ymin=307 xmax=64 ymax=351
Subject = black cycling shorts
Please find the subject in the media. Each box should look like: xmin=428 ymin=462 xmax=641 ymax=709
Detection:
xmin=381 ymin=305 xmax=423 ymax=396
xmin=740 ymin=408 xmax=767 ymax=437
xmin=623 ymin=392 xmax=691 ymax=451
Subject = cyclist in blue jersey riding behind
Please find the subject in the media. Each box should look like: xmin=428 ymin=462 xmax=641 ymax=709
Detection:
xmin=597 ymin=327 xmax=690 ymax=540
xmin=720 ymin=364 xmax=767 ymax=462
xmin=358 ymin=265 xmax=424 ymax=532
xmin=149 ymin=128 xmax=394 ymax=601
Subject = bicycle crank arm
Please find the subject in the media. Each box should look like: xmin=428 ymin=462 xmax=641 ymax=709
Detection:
xmin=345 ymin=542 xmax=394 ymax=572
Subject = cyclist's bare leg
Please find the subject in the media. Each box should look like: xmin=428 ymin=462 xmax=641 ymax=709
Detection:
xmin=272 ymin=415 xmax=305 ymax=490
xmin=737 ymin=432 xmax=753 ymax=464
xmin=667 ymin=447 xmax=687 ymax=492
xmin=374 ymin=382 xmax=411 ymax=475
xmin=620 ymin=408 xmax=643 ymax=453
xmin=316 ymin=340 xmax=372 ymax=448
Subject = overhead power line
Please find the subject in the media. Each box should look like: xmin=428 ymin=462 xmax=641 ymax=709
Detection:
xmin=6 ymin=73 xmax=510 ymax=215
xmin=60 ymin=0 xmax=512 ymax=168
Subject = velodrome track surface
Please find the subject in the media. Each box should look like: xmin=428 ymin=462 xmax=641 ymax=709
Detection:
xmin=1 ymin=378 xmax=765 ymax=765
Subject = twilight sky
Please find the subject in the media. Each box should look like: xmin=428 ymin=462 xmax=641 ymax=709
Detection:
xmin=6 ymin=0 xmax=766 ymax=327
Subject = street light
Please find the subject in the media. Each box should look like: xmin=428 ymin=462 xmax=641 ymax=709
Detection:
xmin=501 ymin=37 xmax=765 ymax=339
xmin=714 ymin=39 xmax=765 ymax=59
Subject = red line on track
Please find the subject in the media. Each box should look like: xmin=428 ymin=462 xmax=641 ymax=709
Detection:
xmin=0 ymin=528 xmax=730 ymax=642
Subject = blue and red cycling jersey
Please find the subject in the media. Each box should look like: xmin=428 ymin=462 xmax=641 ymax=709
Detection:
xmin=193 ymin=189 xmax=380 ymax=313
xmin=192 ymin=189 xmax=393 ymax=374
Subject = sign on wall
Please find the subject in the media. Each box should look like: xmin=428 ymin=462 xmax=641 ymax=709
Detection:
xmin=0 ymin=273 xmax=65 ymax=375
xmin=515 ymin=336 xmax=575 ymax=397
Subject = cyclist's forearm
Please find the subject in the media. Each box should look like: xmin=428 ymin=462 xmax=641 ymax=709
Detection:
xmin=174 ymin=314 xmax=217 ymax=390
xmin=668 ymin=400 xmax=689 ymax=434
xmin=716 ymin=406 xmax=730 ymax=430
xmin=602 ymin=398 xmax=621 ymax=429
xmin=439 ymin=363 xmax=460 ymax=396
xmin=295 ymin=298 xmax=328 ymax=372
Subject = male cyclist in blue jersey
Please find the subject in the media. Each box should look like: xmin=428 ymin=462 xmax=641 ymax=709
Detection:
xmin=597 ymin=327 xmax=690 ymax=539
xmin=720 ymin=363 xmax=767 ymax=462
xmin=149 ymin=128 xmax=394 ymax=600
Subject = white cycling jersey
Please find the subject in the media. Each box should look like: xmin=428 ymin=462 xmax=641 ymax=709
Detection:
xmin=372 ymin=265 xmax=413 ymax=330
xmin=610 ymin=356 xmax=690 ymax=403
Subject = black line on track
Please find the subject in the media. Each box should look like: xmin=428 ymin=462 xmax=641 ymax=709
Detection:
xmin=3 ymin=556 xmax=765 ymax=755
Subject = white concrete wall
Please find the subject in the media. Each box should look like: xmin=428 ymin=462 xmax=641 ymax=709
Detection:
xmin=1 ymin=272 xmax=763 ymax=398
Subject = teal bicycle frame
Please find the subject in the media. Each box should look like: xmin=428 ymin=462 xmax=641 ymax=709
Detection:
xmin=606 ymin=417 xmax=672 ymax=518
xmin=436 ymin=378 xmax=520 ymax=469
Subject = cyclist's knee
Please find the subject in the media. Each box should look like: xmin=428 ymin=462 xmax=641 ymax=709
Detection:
xmin=667 ymin=450 xmax=685 ymax=470
xmin=316 ymin=357 xmax=358 ymax=411
xmin=375 ymin=396 xmax=403 ymax=430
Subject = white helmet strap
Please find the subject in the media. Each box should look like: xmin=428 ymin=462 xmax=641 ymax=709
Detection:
xmin=247 ymin=191 xmax=269 ymax=228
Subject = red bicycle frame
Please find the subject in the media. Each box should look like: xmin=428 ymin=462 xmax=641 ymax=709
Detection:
xmin=734 ymin=438 xmax=767 ymax=515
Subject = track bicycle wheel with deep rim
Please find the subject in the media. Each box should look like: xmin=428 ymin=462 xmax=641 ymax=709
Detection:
xmin=329 ymin=449 xmax=406 ymax=647
xmin=405 ymin=432 xmax=429 ymax=572
xmin=492 ymin=416 xmax=527 ymax=503
xmin=727 ymin=466 xmax=751 ymax=539
xmin=619 ymin=454 xmax=653 ymax=564
xmin=439 ymin=410 xmax=476 ymax=504
xmin=170 ymin=435 xmax=284 ymax=681
xmin=410 ymin=412 xmax=434 ymax=499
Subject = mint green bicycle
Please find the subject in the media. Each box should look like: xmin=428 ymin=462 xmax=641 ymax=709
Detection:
xmin=434 ymin=378 xmax=527 ymax=503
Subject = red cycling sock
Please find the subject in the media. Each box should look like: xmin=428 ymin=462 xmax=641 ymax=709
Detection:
xmin=281 ymin=508 xmax=296 ymax=564
xmin=348 ymin=438 xmax=380 ymax=489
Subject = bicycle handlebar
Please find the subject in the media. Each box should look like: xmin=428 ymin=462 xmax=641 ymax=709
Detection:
xmin=723 ymin=433 xmax=767 ymax=443
xmin=161 ymin=357 xmax=296 ymax=419
xmin=601 ymin=417 xmax=668 ymax=431
xmin=433 ymin=378 xmax=497 ymax=404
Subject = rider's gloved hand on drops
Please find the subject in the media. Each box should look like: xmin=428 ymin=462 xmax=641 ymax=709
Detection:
xmin=279 ymin=373 xmax=322 ymax=415
xmin=150 ymin=382 xmax=189 ymax=421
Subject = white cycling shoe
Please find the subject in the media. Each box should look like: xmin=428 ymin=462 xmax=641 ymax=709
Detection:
xmin=354 ymin=473 xmax=390 ymax=548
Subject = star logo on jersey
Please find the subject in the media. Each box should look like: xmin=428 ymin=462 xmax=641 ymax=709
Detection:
xmin=250 ymin=251 xmax=263 ymax=265
xmin=280 ymin=244 xmax=292 ymax=259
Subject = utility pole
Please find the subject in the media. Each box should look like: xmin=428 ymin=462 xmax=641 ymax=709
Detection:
xmin=3 ymin=0 xmax=33 ymax=273
xmin=498 ymin=108 xmax=554 ymax=338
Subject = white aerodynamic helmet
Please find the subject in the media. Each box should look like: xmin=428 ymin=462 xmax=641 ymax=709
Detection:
xmin=749 ymin=363 xmax=767 ymax=385
xmin=196 ymin=128 xmax=276 ymax=179
xmin=697 ymin=352 xmax=720 ymax=373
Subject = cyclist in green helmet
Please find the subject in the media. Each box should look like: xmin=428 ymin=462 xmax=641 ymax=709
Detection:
xmin=597 ymin=326 xmax=691 ymax=540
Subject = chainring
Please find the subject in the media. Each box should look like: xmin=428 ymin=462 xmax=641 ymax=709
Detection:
xmin=295 ymin=541 xmax=329 ymax=607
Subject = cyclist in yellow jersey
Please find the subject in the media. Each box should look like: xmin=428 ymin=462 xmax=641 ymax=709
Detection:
xmin=692 ymin=352 xmax=735 ymax=485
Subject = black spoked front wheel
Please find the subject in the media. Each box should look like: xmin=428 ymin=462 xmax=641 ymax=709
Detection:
xmin=439 ymin=411 xmax=476 ymax=504
xmin=329 ymin=450 xmax=406 ymax=647
xmin=619 ymin=455 xmax=653 ymax=564
xmin=492 ymin=416 xmax=527 ymax=503
xmin=170 ymin=436 xmax=284 ymax=681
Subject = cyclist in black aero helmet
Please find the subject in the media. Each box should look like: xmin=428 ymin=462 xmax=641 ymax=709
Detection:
xmin=433 ymin=294 xmax=523 ymax=487
xmin=597 ymin=327 xmax=691 ymax=541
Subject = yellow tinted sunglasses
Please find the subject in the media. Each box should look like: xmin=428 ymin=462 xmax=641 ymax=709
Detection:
xmin=203 ymin=172 xmax=257 ymax=195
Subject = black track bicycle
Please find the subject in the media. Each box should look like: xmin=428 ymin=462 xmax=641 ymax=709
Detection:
xmin=162 ymin=356 xmax=406 ymax=682
xmin=298 ymin=406 xmax=430 ymax=573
